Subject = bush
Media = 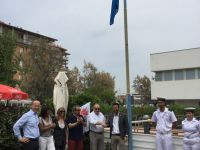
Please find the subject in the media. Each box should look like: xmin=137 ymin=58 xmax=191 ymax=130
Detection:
xmin=132 ymin=105 xmax=156 ymax=120
xmin=0 ymin=105 xmax=29 ymax=149
xmin=68 ymin=92 xmax=100 ymax=113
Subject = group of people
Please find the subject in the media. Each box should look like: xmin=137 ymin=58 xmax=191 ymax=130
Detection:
xmin=13 ymin=100 xmax=68 ymax=150
xmin=152 ymin=97 xmax=200 ymax=150
xmin=13 ymin=100 xmax=128 ymax=150
xmin=13 ymin=98 xmax=200 ymax=150
xmin=88 ymin=103 xmax=128 ymax=150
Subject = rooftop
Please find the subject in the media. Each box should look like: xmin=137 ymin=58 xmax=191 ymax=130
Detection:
xmin=0 ymin=20 xmax=57 ymax=42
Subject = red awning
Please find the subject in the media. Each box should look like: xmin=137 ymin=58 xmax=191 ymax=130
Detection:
xmin=0 ymin=84 xmax=29 ymax=100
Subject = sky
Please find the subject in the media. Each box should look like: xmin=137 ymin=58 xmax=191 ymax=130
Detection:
xmin=1 ymin=0 xmax=200 ymax=94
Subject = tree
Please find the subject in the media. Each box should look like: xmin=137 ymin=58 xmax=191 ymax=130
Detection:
xmin=85 ymin=71 xmax=115 ymax=104
xmin=0 ymin=31 xmax=18 ymax=86
xmin=82 ymin=61 xmax=115 ymax=104
xmin=67 ymin=61 xmax=116 ymax=104
xmin=133 ymin=75 xmax=151 ymax=104
xmin=94 ymin=72 xmax=115 ymax=90
xmin=68 ymin=92 xmax=100 ymax=112
xmin=21 ymin=39 xmax=63 ymax=101
xmin=66 ymin=67 xmax=83 ymax=95
xmin=82 ymin=61 xmax=97 ymax=88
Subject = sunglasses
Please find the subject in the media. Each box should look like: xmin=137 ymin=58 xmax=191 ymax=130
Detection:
xmin=94 ymin=108 xmax=100 ymax=110
xmin=60 ymin=110 xmax=65 ymax=113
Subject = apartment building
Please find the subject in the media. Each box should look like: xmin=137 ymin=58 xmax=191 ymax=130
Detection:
xmin=0 ymin=20 xmax=69 ymax=81
xmin=150 ymin=48 xmax=200 ymax=105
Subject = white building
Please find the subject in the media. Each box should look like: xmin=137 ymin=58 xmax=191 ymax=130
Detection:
xmin=150 ymin=48 xmax=200 ymax=105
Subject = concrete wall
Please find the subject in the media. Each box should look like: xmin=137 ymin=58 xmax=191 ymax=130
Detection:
xmin=151 ymin=48 xmax=200 ymax=71
xmin=150 ymin=48 xmax=200 ymax=101
xmin=151 ymin=79 xmax=200 ymax=100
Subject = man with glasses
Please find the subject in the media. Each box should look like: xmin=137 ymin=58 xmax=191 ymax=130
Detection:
xmin=88 ymin=103 xmax=106 ymax=150
xmin=67 ymin=105 xmax=85 ymax=150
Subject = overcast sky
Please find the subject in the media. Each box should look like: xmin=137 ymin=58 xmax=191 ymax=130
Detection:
xmin=1 ymin=0 xmax=200 ymax=94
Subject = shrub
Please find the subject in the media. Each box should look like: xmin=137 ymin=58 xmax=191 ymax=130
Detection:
xmin=0 ymin=105 xmax=29 ymax=149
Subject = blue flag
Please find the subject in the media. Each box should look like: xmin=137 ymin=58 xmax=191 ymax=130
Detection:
xmin=110 ymin=0 xmax=119 ymax=25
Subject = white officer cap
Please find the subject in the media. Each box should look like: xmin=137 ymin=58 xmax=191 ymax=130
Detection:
xmin=184 ymin=107 xmax=196 ymax=112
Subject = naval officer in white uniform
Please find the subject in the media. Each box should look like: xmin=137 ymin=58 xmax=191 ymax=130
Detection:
xmin=182 ymin=107 xmax=200 ymax=150
xmin=151 ymin=97 xmax=177 ymax=150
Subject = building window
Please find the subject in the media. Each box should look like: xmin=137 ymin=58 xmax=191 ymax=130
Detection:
xmin=164 ymin=71 xmax=173 ymax=81
xmin=18 ymin=33 xmax=23 ymax=40
xmin=186 ymin=69 xmax=195 ymax=80
xmin=155 ymin=72 xmax=163 ymax=81
xmin=175 ymin=70 xmax=184 ymax=80
xmin=23 ymin=34 xmax=28 ymax=42
xmin=198 ymin=68 xmax=200 ymax=79
xmin=20 ymin=48 xmax=23 ymax=54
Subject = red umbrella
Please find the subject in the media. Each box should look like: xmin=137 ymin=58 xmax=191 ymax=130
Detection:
xmin=0 ymin=84 xmax=29 ymax=100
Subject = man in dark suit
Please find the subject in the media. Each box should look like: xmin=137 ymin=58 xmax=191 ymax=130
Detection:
xmin=106 ymin=102 xmax=128 ymax=150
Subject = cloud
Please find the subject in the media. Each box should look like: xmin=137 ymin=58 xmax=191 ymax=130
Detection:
xmin=1 ymin=0 xmax=200 ymax=93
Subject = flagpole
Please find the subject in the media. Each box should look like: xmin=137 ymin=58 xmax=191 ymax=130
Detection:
xmin=123 ymin=0 xmax=133 ymax=149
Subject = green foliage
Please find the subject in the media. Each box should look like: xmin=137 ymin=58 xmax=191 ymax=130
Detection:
xmin=84 ymin=87 xmax=115 ymax=105
xmin=66 ymin=67 xmax=83 ymax=95
xmin=132 ymin=105 xmax=156 ymax=120
xmin=167 ymin=104 xmax=200 ymax=116
xmin=99 ymin=89 xmax=115 ymax=104
xmin=82 ymin=61 xmax=97 ymax=88
xmin=0 ymin=31 xmax=18 ymax=86
xmin=67 ymin=91 xmax=121 ymax=115
xmin=132 ymin=104 xmax=200 ymax=119
xmin=132 ymin=75 xmax=151 ymax=104
xmin=42 ymin=97 xmax=55 ymax=113
xmin=67 ymin=61 xmax=116 ymax=104
xmin=168 ymin=104 xmax=185 ymax=116
xmin=131 ymin=104 xmax=200 ymax=128
xmin=100 ymin=103 xmax=113 ymax=114
xmin=0 ymin=105 xmax=29 ymax=149
xmin=68 ymin=92 xmax=100 ymax=113
xmin=83 ymin=70 xmax=115 ymax=103
xmin=21 ymin=39 xmax=63 ymax=101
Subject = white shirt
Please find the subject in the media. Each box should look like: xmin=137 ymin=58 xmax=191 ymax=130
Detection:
xmin=112 ymin=114 xmax=120 ymax=134
xmin=182 ymin=118 xmax=200 ymax=139
xmin=88 ymin=111 xmax=105 ymax=133
xmin=39 ymin=117 xmax=53 ymax=137
xmin=58 ymin=120 xmax=65 ymax=129
xmin=151 ymin=108 xmax=177 ymax=133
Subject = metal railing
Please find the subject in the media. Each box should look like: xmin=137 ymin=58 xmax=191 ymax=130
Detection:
xmin=104 ymin=128 xmax=183 ymax=150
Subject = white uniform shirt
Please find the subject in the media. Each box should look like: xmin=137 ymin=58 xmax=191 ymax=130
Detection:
xmin=112 ymin=114 xmax=120 ymax=134
xmin=182 ymin=118 xmax=200 ymax=139
xmin=88 ymin=111 xmax=105 ymax=133
xmin=152 ymin=108 xmax=177 ymax=134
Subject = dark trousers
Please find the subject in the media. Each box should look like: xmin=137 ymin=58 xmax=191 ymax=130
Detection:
xmin=68 ymin=139 xmax=83 ymax=150
xmin=55 ymin=145 xmax=65 ymax=150
xmin=23 ymin=139 xmax=39 ymax=150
